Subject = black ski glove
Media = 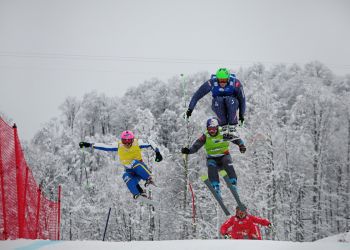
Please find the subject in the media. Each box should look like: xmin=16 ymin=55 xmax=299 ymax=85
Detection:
xmin=186 ymin=108 xmax=193 ymax=119
xmin=239 ymin=144 xmax=246 ymax=154
xmin=181 ymin=147 xmax=190 ymax=154
xmin=224 ymin=234 xmax=231 ymax=239
xmin=155 ymin=151 xmax=163 ymax=162
xmin=79 ymin=142 xmax=92 ymax=148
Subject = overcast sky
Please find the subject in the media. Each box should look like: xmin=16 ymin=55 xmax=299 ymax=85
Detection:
xmin=0 ymin=0 xmax=349 ymax=141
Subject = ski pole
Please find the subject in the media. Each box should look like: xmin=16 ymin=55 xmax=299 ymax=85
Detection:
xmin=181 ymin=73 xmax=190 ymax=122
xmin=102 ymin=207 xmax=111 ymax=241
xmin=181 ymin=73 xmax=190 ymax=161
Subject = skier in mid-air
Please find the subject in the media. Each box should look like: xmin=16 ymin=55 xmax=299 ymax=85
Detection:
xmin=221 ymin=206 xmax=272 ymax=240
xmin=185 ymin=68 xmax=246 ymax=139
xmin=79 ymin=130 xmax=162 ymax=200
xmin=181 ymin=117 xmax=246 ymax=200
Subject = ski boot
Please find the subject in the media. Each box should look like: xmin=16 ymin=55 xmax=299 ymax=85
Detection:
xmin=228 ymin=125 xmax=237 ymax=140
xmin=211 ymin=181 xmax=222 ymax=199
xmin=144 ymin=177 xmax=156 ymax=187
xmin=133 ymin=184 xmax=147 ymax=199
xmin=133 ymin=192 xmax=148 ymax=199
xmin=222 ymin=125 xmax=230 ymax=140
xmin=229 ymin=177 xmax=237 ymax=191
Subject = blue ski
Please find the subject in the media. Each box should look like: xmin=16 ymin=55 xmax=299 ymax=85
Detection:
xmin=201 ymin=175 xmax=231 ymax=216
xmin=219 ymin=170 xmax=246 ymax=211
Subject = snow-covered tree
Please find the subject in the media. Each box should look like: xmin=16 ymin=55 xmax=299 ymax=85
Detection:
xmin=21 ymin=63 xmax=350 ymax=242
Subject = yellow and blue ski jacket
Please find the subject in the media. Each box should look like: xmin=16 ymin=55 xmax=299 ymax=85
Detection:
xmin=92 ymin=139 xmax=159 ymax=168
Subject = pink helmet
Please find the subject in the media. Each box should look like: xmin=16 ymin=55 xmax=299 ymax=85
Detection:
xmin=121 ymin=130 xmax=134 ymax=145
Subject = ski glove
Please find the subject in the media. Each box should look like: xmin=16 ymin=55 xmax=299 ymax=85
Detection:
xmin=239 ymin=144 xmax=246 ymax=154
xmin=79 ymin=142 xmax=92 ymax=148
xmin=155 ymin=151 xmax=163 ymax=162
xmin=181 ymin=147 xmax=190 ymax=154
xmin=267 ymin=223 xmax=274 ymax=229
xmin=224 ymin=234 xmax=231 ymax=239
xmin=186 ymin=108 xmax=192 ymax=119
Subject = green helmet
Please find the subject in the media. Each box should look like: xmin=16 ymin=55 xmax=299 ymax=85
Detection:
xmin=216 ymin=68 xmax=230 ymax=79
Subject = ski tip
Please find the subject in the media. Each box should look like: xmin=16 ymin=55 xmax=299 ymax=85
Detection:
xmin=200 ymin=175 xmax=209 ymax=181
xmin=239 ymin=204 xmax=247 ymax=212
xmin=219 ymin=170 xmax=228 ymax=177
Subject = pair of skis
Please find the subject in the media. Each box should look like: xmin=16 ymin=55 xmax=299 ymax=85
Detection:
xmin=201 ymin=170 xmax=246 ymax=216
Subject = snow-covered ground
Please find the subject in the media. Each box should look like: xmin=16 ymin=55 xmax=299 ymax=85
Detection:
xmin=1 ymin=232 xmax=349 ymax=250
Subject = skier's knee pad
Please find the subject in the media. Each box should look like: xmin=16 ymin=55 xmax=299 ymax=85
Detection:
xmin=210 ymin=181 xmax=220 ymax=187
xmin=207 ymin=159 xmax=217 ymax=168
xmin=210 ymin=181 xmax=221 ymax=196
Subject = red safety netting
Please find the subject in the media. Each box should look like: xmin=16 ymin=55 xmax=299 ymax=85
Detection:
xmin=0 ymin=117 xmax=61 ymax=240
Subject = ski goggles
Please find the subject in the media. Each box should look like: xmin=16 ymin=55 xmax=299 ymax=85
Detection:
xmin=218 ymin=78 xmax=228 ymax=84
xmin=207 ymin=126 xmax=218 ymax=134
xmin=121 ymin=138 xmax=134 ymax=145
xmin=236 ymin=209 xmax=247 ymax=218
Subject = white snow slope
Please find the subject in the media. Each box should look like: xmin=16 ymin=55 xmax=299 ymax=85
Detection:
xmin=1 ymin=232 xmax=349 ymax=250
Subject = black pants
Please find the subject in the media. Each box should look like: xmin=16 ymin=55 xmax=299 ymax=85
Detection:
xmin=207 ymin=154 xmax=237 ymax=184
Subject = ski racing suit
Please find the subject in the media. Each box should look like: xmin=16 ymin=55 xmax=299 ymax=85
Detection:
xmin=91 ymin=139 xmax=160 ymax=196
xmin=188 ymin=74 xmax=246 ymax=126
xmin=186 ymin=127 xmax=245 ymax=196
xmin=221 ymin=213 xmax=271 ymax=240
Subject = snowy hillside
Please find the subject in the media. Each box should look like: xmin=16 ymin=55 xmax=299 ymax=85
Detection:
xmin=1 ymin=232 xmax=349 ymax=250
